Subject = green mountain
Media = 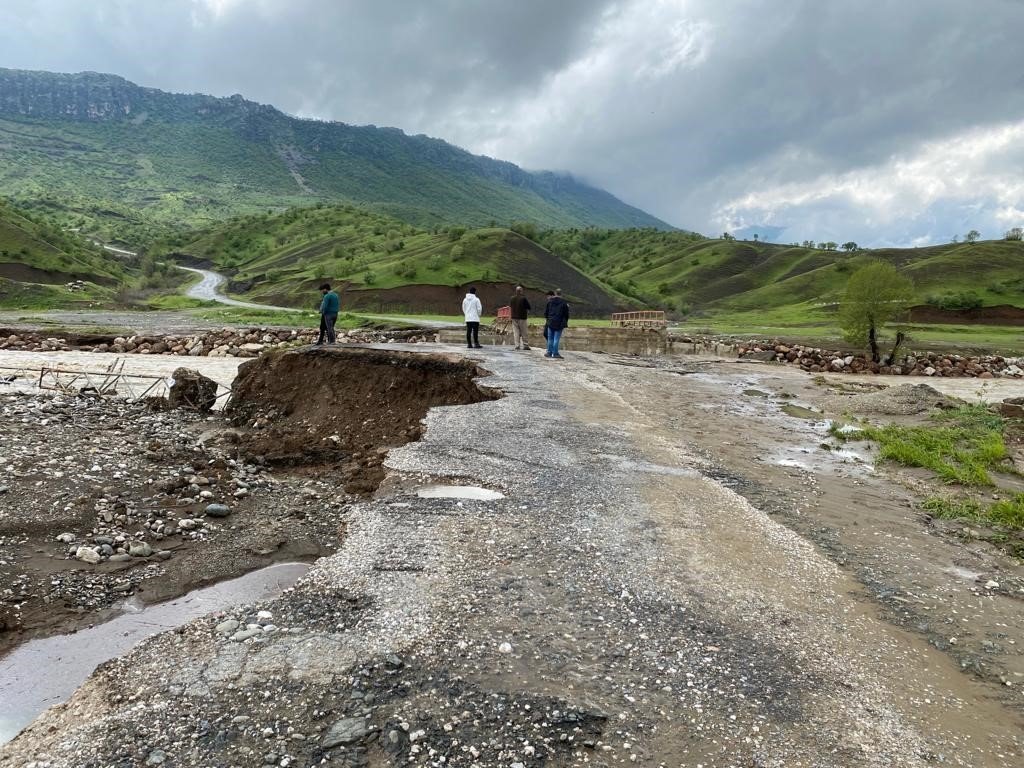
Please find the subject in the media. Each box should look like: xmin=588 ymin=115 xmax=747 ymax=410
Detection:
xmin=0 ymin=68 xmax=670 ymax=243
xmin=173 ymin=204 xmax=626 ymax=315
xmin=0 ymin=198 xmax=124 ymax=307
xmin=537 ymin=229 xmax=1024 ymax=319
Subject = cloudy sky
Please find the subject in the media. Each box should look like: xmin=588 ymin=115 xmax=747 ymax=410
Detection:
xmin=2 ymin=0 xmax=1024 ymax=245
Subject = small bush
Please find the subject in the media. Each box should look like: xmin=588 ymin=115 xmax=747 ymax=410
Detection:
xmin=925 ymin=291 xmax=984 ymax=311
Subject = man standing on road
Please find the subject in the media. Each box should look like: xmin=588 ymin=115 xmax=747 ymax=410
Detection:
xmin=317 ymin=283 xmax=340 ymax=345
xmin=509 ymin=285 xmax=531 ymax=350
xmin=541 ymin=290 xmax=554 ymax=343
xmin=462 ymin=286 xmax=483 ymax=349
xmin=544 ymin=288 xmax=570 ymax=359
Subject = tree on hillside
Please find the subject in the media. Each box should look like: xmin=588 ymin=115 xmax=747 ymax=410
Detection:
xmin=965 ymin=229 xmax=981 ymax=243
xmin=802 ymin=240 xmax=816 ymax=249
xmin=1005 ymin=227 xmax=1023 ymax=241
xmin=839 ymin=261 xmax=914 ymax=364
xmin=842 ymin=241 xmax=858 ymax=252
xmin=721 ymin=232 xmax=735 ymax=241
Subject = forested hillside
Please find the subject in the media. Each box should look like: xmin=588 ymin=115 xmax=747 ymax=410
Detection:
xmin=171 ymin=205 xmax=625 ymax=315
xmin=0 ymin=68 xmax=670 ymax=244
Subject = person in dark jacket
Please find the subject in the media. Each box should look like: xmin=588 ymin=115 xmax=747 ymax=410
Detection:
xmin=541 ymin=290 xmax=554 ymax=341
xmin=316 ymin=283 xmax=340 ymax=345
xmin=509 ymin=285 xmax=531 ymax=350
xmin=543 ymin=289 xmax=570 ymax=359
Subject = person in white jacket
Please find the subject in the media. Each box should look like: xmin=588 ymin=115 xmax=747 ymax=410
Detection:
xmin=462 ymin=287 xmax=483 ymax=349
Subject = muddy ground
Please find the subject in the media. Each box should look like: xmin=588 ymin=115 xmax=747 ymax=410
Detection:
xmin=1 ymin=344 xmax=1023 ymax=766
xmin=0 ymin=347 xmax=492 ymax=655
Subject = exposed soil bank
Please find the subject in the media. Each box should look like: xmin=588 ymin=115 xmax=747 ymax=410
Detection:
xmin=0 ymin=346 xmax=496 ymax=657
xmin=227 ymin=346 xmax=498 ymax=492
xmin=910 ymin=304 xmax=1024 ymax=325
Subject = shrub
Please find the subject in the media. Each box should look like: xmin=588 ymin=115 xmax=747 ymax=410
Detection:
xmin=926 ymin=291 xmax=983 ymax=311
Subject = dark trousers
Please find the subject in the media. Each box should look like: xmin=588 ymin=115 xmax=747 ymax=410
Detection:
xmin=318 ymin=312 xmax=338 ymax=344
xmin=466 ymin=321 xmax=480 ymax=347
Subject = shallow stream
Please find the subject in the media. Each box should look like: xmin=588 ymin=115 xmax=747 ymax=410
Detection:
xmin=0 ymin=562 xmax=309 ymax=745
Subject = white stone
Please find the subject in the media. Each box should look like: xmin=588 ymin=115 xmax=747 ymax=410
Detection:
xmin=75 ymin=546 xmax=102 ymax=564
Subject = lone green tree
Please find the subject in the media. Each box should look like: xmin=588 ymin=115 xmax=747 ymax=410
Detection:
xmin=965 ymin=229 xmax=980 ymax=244
xmin=839 ymin=260 xmax=914 ymax=363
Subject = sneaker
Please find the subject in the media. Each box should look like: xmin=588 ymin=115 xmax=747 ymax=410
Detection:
xmin=522 ymin=345 xmax=531 ymax=350
xmin=544 ymin=353 xmax=553 ymax=358
xmin=474 ymin=344 xmax=483 ymax=349
xmin=553 ymin=354 xmax=565 ymax=359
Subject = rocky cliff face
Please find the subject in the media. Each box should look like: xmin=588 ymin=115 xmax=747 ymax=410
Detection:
xmin=0 ymin=68 xmax=278 ymax=124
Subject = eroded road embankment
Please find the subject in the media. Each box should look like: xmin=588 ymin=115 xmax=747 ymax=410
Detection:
xmin=2 ymin=347 xmax=1022 ymax=767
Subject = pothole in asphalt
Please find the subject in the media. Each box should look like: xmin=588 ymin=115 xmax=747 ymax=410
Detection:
xmin=0 ymin=562 xmax=310 ymax=746
xmin=415 ymin=485 xmax=505 ymax=500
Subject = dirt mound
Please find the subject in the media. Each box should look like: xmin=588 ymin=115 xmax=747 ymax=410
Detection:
xmin=837 ymin=383 xmax=957 ymax=415
xmin=226 ymin=347 xmax=497 ymax=492
xmin=909 ymin=304 xmax=1024 ymax=326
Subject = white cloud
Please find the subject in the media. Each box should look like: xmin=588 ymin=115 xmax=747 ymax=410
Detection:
xmin=714 ymin=120 xmax=1024 ymax=244
xmin=3 ymin=0 xmax=1024 ymax=245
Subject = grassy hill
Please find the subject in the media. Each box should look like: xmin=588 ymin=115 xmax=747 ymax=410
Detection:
xmin=0 ymin=68 xmax=670 ymax=244
xmin=0 ymin=198 xmax=125 ymax=308
xmin=538 ymin=229 xmax=1024 ymax=322
xmin=173 ymin=204 xmax=627 ymax=315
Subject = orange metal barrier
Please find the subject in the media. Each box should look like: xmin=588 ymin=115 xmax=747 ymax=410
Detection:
xmin=610 ymin=311 xmax=667 ymax=328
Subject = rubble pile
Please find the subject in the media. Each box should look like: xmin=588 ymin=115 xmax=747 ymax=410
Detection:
xmin=0 ymin=326 xmax=436 ymax=357
xmin=671 ymin=335 xmax=1024 ymax=378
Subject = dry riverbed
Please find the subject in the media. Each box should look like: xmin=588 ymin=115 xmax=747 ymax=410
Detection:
xmin=0 ymin=345 xmax=1022 ymax=766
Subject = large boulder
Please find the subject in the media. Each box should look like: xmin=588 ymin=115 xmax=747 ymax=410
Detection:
xmin=168 ymin=367 xmax=219 ymax=412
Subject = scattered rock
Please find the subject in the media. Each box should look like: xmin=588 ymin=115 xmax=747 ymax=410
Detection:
xmin=75 ymin=546 xmax=102 ymax=564
xmin=168 ymin=368 xmax=219 ymax=412
xmin=322 ymin=717 xmax=368 ymax=748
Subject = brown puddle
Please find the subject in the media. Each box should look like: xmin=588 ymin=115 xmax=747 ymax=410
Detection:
xmin=0 ymin=562 xmax=310 ymax=745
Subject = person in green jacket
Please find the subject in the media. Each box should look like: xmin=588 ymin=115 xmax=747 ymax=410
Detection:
xmin=316 ymin=283 xmax=340 ymax=345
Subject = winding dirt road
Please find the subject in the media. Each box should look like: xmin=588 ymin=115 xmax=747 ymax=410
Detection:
xmin=179 ymin=266 xmax=303 ymax=312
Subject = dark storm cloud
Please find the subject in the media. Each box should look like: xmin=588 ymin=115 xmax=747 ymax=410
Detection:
xmin=2 ymin=0 xmax=1024 ymax=245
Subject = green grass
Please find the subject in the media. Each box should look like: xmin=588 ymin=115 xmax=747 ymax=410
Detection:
xmin=678 ymin=306 xmax=1024 ymax=355
xmin=832 ymin=405 xmax=1010 ymax=486
xmin=146 ymin=294 xmax=213 ymax=310
xmin=923 ymin=494 xmax=1024 ymax=532
xmin=163 ymin=205 xmax=625 ymax=314
xmin=538 ymin=229 xmax=1024 ymax=321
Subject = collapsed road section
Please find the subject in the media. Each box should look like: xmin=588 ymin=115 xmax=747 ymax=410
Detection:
xmin=0 ymin=347 xmax=495 ymax=658
xmin=2 ymin=345 xmax=1022 ymax=767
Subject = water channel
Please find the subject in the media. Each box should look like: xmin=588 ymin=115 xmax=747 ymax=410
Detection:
xmin=0 ymin=562 xmax=309 ymax=745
